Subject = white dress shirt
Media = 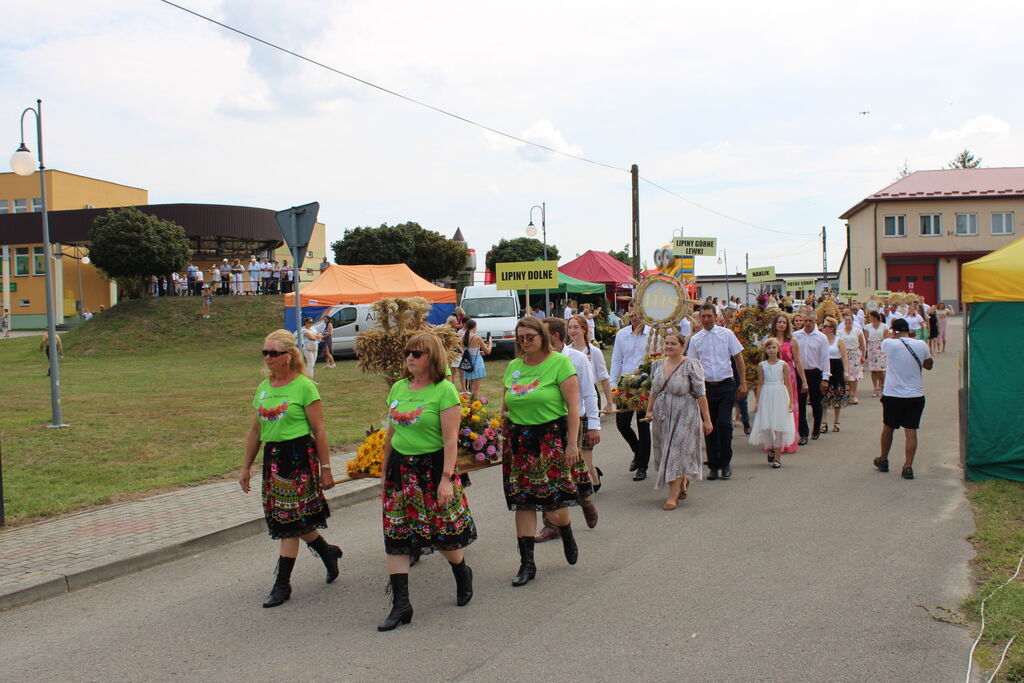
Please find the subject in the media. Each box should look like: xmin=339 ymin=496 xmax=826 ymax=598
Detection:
xmin=687 ymin=325 xmax=743 ymax=382
xmin=793 ymin=328 xmax=831 ymax=379
xmin=561 ymin=345 xmax=600 ymax=430
xmin=609 ymin=324 xmax=650 ymax=386
xmin=678 ymin=317 xmax=691 ymax=337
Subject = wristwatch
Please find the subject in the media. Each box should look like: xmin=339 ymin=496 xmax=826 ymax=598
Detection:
xmin=441 ymin=471 xmax=454 ymax=481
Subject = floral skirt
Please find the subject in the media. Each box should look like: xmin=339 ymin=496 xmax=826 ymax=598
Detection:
xmin=866 ymin=339 xmax=887 ymax=371
xmin=382 ymin=449 xmax=477 ymax=556
xmin=824 ymin=358 xmax=850 ymax=408
xmin=503 ymin=417 xmax=594 ymax=511
xmin=262 ymin=435 xmax=330 ymax=539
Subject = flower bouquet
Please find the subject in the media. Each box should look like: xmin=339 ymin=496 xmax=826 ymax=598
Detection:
xmin=734 ymin=306 xmax=774 ymax=386
xmin=612 ymin=353 xmax=658 ymax=412
xmin=457 ymin=393 xmax=504 ymax=471
xmin=347 ymin=425 xmax=385 ymax=478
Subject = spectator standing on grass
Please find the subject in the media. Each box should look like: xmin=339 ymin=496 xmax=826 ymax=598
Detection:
xmin=39 ymin=330 xmax=63 ymax=375
xmin=874 ymin=318 xmax=933 ymax=480
xmin=1 ymin=308 xmax=9 ymax=338
xmin=260 ymin=258 xmax=272 ymax=294
xmin=248 ymin=256 xmax=260 ymax=295
xmin=240 ymin=329 xmax=342 ymax=608
xmin=610 ymin=309 xmax=651 ymax=481
xmin=460 ymin=318 xmax=492 ymax=396
xmin=201 ymin=285 xmax=212 ymax=318
xmin=186 ymin=261 xmax=198 ymax=295
xmin=231 ymin=259 xmax=244 ymax=295
xmin=300 ymin=317 xmax=322 ymax=377
xmin=687 ymin=303 xmax=747 ymax=480
xmin=319 ymin=313 xmax=336 ymax=368
xmin=219 ymin=259 xmax=232 ymax=295
xmin=446 ymin=315 xmax=463 ymax=388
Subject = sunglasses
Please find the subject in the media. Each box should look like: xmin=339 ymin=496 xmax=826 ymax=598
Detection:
xmin=261 ymin=349 xmax=287 ymax=358
xmin=516 ymin=333 xmax=538 ymax=343
xmin=404 ymin=349 xmax=425 ymax=358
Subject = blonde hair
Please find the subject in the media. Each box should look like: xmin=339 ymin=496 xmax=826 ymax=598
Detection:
xmin=403 ymin=332 xmax=447 ymax=384
xmin=264 ymin=329 xmax=306 ymax=375
xmin=762 ymin=337 xmax=781 ymax=359
xmin=822 ymin=316 xmax=839 ymax=331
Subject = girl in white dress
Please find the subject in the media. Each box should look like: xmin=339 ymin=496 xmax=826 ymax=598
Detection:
xmin=749 ymin=338 xmax=796 ymax=468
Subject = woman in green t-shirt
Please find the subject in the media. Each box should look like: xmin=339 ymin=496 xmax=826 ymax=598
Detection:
xmin=377 ymin=333 xmax=477 ymax=631
xmin=240 ymin=329 xmax=342 ymax=609
xmin=502 ymin=316 xmax=589 ymax=588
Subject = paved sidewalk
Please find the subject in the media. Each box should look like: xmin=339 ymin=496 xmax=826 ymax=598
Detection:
xmin=0 ymin=451 xmax=377 ymax=610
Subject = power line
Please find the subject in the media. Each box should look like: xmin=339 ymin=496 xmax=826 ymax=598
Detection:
xmin=157 ymin=0 xmax=816 ymax=238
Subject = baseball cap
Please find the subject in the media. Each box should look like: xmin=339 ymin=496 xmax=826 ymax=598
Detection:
xmin=891 ymin=318 xmax=910 ymax=333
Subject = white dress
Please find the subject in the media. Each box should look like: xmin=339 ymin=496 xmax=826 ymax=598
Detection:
xmin=749 ymin=361 xmax=796 ymax=449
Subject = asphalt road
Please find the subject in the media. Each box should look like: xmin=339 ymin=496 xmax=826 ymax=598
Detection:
xmin=0 ymin=320 xmax=975 ymax=681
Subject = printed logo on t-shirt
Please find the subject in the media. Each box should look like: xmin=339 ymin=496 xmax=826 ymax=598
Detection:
xmin=509 ymin=378 xmax=541 ymax=396
xmin=258 ymin=401 xmax=288 ymax=422
xmin=390 ymin=405 xmax=424 ymax=426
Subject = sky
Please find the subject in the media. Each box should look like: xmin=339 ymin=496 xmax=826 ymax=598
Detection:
xmin=3 ymin=0 xmax=1024 ymax=280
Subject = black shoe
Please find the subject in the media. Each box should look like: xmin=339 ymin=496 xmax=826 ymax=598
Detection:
xmin=811 ymin=433 xmax=820 ymax=440
xmin=592 ymin=467 xmax=603 ymax=493
xmin=707 ymin=469 xmax=719 ymax=480
xmin=628 ymin=459 xmax=638 ymax=472
xmin=262 ymin=582 xmax=291 ymax=608
xmin=450 ymin=560 xmax=474 ymax=606
xmin=408 ymin=545 xmax=422 ymax=568
xmin=307 ymin=537 xmax=343 ymax=584
xmin=721 ymin=466 xmax=732 ymax=480
xmin=874 ymin=457 xmax=889 ymax=473
xmin=902 ymin=466 xmax=914 ymax=480
xmin=798 ymin=437 xmax=808 ymax=446
xmin=558 ymin=523 xmax=578 ymax=565
xmin=633 ymin=467 xmax=647 ymax=481
xmin=377 ymin=574 xmax=413 ymax=631
xmin=513 ymin=537 xmax=537 ymax=586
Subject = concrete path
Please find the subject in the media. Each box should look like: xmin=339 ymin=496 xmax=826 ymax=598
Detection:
xmin=0 ymin=319 xmax=978 ymax=680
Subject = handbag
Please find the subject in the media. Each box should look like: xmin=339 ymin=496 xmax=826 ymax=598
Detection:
xmin=459 ymin=348 xmax=475 ymax=372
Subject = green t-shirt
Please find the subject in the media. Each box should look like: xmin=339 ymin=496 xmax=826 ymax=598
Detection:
xmin=503 ymin=352 xmax=576 ymax=425
xmin=386 ymin=378 xmax=461 ymax=454
xmin=252 ymin=375 xmax=321 ymax=442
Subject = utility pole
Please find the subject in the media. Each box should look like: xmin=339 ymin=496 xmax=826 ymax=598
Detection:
xmin=745 ymin=252 xmax=749 ymax=305
xmin=631 ymin=164 xmax=640 ymax=281
xmin=822 ymin=226 xmax=828 ymax=291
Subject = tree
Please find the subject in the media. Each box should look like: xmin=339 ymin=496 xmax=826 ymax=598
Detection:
xmin=331 ymin=222 xmax=468 ymax=281
xmin=608 ymin=244 xmax=631 ymax=265
xmin=485 ymin=237 xmax=560 ymax=274
xmin=88 ymin=207 xmax=190 ymax=299
xmin=948 ymin=149 xmax=982 ymax=169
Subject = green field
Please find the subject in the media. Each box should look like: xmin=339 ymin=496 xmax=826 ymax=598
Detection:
xmin=0 ymin=297 xmax=517 ymax=524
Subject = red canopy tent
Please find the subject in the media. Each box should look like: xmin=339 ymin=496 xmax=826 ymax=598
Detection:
xmin=558 ymin=250 xmax=635 ymax=306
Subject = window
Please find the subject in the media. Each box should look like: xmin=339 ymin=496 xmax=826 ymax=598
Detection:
xmin=956 ymin=213 xmax=978 ymax=236
xmin=14 ymin=247 xmax=29 ymax=276
xmin=992 ymin=212 xmax=1014 ymax=235
xmin=31 ymin=197 xmax=43 ymax=212
xmin=0 ymin=200 xmax=8 ymax=214
xmin=883 ymin=215 xmax=906 ymax=237
xmin=13 ymin=199 xmax=27 ymax=214
xmin=919 ymin=214 xmax=941 ymax=236
xmin=32 ymin=246 xmax=46 ymax=275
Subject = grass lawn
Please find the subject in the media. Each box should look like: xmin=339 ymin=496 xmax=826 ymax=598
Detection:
xmin=963 ymin=480 xmax=1024 ymax=680
xmin=0 ymin=297 xmax=609 ymax=524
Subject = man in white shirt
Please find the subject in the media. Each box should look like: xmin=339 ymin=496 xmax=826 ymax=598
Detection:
xmin=687 ymin=304 xmax=747 ymax=480
xmin=563 ymin=299 xmax=576 ymax=319
xmin=536 ymin=318 xmax=601 ymax=541
xmin=875 ymin=318 xmax=933 ymax=479
xmin=609 ymin=310 xmax=651 ymax=481
xmin=793 ymin=314 xmax=831 ymax=444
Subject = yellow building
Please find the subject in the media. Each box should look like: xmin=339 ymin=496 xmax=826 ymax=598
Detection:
xmin=839 ymin=168 xmax=1023 ymax=309
xmin=273 ymin=221 xmax=329 ymax=276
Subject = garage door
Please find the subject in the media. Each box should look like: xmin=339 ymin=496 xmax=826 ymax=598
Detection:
xmin=886 ymin=262 xmax=937 ymax=304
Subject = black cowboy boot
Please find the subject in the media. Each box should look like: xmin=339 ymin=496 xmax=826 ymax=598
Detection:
xmin=262 ymin=556 xmax=295 ymax=608
xmin=512 ymin=537 xmax=536 ymax=587
xmin=558 ymin=523 xmax=578 ymax=565
xmin=449 ymin=559 xmax=474 ymax=606
xmin=377 ymin=573 xmax=413 ymax=631
xmin=306 ymin=535 xmax=343 ymax=584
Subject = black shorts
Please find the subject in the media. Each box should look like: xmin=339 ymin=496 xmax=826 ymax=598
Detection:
xmin=881 ymin=395 xmax=925 ymax=430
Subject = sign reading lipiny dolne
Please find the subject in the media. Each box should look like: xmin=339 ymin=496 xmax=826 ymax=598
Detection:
xmin=745 ymin=266 xmax=776 ymax=283
xmin=672 ymin=237 xmax=717 ymax=256
xmin=495 ymin=261 xmax=559 ymax=290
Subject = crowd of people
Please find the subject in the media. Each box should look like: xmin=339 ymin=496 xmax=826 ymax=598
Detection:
xmin=146 ymin=256 xmax=333 ymax=298
xmin=240 ymin=291 xmax=939 ymax=629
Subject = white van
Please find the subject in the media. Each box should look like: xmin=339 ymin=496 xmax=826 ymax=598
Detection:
xmin=460 ymin=285 xmax=521 ymax=354
xmin=314 ymin=304 xmax=381 ymax=356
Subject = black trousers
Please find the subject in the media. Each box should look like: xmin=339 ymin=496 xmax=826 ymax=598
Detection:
xmin=798 ymin=368 xmax=824 ymax=437
xmin=616 ymin=410 xmax=650 ymax=469
xmin=705 ymin=378 xmax=737 ymax=470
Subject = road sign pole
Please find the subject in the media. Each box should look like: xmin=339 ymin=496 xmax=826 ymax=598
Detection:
xmin=292 ymin=212 xmax=302 ymax=337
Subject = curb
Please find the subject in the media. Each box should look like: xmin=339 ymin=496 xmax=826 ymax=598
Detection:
xmin=0 ymin=478 xmax=379 ymax=612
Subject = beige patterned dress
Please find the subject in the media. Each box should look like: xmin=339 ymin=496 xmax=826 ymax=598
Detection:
xmin=649 ymin=357 xmax=706 ymax=488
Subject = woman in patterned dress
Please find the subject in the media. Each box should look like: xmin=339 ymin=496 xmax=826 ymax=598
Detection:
xmin=864 ymin=310 xmax=889 ymax=397
xmin=502 ymin=316 xmax=589 ymax=587
xmin=837 ymin=312 xmax=866 ymax=404
xmin=240 ymin=329 xmax=342 ymax=608
xmin=377 ymin=333 xmax=477 ymax=631
xmin=820 ymin=317 xmax=849 ymax=431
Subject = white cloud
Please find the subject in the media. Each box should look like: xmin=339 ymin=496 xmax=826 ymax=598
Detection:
xmin=932 ymin=115 xmax=1011 ymax=140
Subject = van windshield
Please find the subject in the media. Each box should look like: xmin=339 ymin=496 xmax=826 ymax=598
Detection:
xmin=462 ymin=297 xmax=517 ymax=318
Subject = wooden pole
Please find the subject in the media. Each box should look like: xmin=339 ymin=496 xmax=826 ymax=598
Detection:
xmin=631 ymin=164 xmax=640 ymax=282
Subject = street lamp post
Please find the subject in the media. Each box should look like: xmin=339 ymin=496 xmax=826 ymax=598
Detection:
xmin=11 ymin=99 xmax=66 ymax=427
xmin=717 ymin=249 xmax=730 ymax=302
xmin=526 ymin=202 xmax=549 ymax=316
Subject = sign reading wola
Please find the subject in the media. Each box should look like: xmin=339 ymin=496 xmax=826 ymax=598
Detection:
xmin=672 ymin=237 xmax=717 ymax=256
xmin=496 ymin=260 xmax=559 ymax=290
xmin=746 ymin=266 xmax=776 ymax=283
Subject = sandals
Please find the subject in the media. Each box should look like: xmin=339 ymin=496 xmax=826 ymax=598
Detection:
xmin=820 ymin=424 xmax=829 ymax=434
xmin=832 ymin=423 xmax=840 ymax=432
xmin=767 ymin=450 xmax=776 ymax=464
xmin=662 ymin=501 xmax=678 ymax=511
xmin=771 ymin=461 xmax=781 ymax=469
